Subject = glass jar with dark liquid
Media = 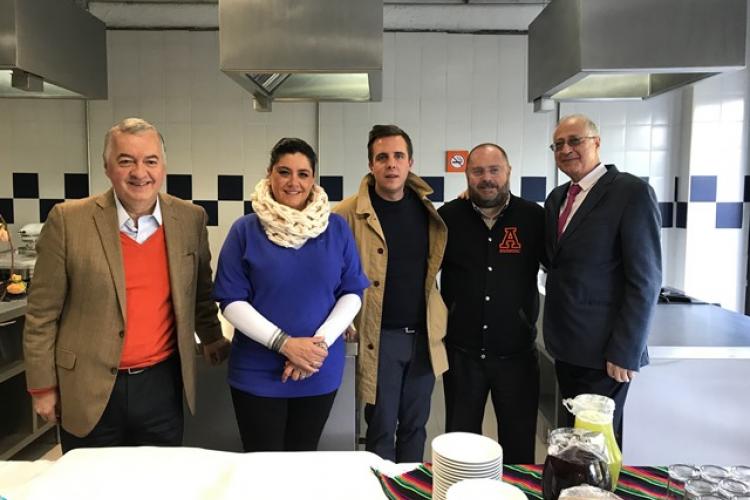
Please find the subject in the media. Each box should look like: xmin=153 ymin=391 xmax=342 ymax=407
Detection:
xmin=542 ymin=433 xmax=612 ymax=500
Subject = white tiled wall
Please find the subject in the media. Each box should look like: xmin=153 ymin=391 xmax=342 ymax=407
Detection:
xmin=683 ymin=67 xmax=749 ymax=311
xmin=319 ymin=32 xmax=557 ymax=202
xmin=0 ymin=98 xmax=87 ymax=238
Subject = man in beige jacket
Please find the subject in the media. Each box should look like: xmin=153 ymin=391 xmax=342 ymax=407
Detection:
xmin=23 ymin=117 xmax=229 ymax=452
xmin=335 ymin=124 xmax=448 ymax=462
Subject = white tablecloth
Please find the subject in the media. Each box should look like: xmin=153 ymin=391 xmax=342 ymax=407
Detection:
xmin=0 ymin=447 xmax=413 ymax=500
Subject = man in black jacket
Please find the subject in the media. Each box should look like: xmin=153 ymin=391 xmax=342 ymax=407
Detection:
xmin=439 ymin=143 xmax=546 ymax=464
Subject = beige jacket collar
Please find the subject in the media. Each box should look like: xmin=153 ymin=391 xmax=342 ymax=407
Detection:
xmin=354 ymin=172 xmax=435 ymax=215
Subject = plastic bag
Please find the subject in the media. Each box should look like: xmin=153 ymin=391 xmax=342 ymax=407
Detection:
xmin=559 ymin=485 xmax=623 ymax=500
xmin=542 ymin=428 xmax=613 ymax=500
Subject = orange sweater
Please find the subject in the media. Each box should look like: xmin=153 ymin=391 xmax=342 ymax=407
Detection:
xmin=119 ymin=226 xmax=176 ymax=369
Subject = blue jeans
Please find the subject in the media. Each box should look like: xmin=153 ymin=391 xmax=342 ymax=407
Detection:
xmin=365 ymin=327 xmax=435 ymax=463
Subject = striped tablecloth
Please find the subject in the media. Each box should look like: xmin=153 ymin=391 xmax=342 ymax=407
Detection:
xmin=373 ymin=463 xmax=674 ymax=499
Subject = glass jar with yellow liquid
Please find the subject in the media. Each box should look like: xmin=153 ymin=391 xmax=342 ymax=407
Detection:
xmin=562 ymin=394 xmax=622 ymax=489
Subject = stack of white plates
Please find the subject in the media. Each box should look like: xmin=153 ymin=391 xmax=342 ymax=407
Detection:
xmin=431 ymin=432 xmax=504 ymax=500
xmin=446 ymin=478 xmax=527 ymax=500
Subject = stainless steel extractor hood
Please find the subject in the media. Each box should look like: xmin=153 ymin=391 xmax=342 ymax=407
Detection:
xmin=528 ymin=0 xmax=746 ymax=109
xmin=0 ymin=0 xmax=107 ymax=99
xmin=219 ymin=0 xmax=382 ymax=112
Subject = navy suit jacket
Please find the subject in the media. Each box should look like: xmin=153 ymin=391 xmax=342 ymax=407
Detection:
xmin=543 ymin=165 xmax=662 ymax=371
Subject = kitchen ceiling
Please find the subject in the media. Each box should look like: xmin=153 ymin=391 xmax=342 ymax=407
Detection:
xmin=88 ymin=0 xmax=549 ymax=31
xmin=83 ymin=0 xmax=548 ymax=108
xmin=88 ymin=0 xmax=546 ymax=3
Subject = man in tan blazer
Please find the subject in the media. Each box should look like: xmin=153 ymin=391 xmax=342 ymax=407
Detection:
xmin=334 ymin=125 xmax=448 ymax=463
xmin=23 ymin=117 xmax=229 ymax=452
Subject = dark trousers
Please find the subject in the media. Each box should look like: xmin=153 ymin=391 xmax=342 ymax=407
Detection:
xmin=555 ymin=359 xmax=631 ymax=449
xmin=230 ymin=387 xmax=337 ymax=452
xmin=365 ymin=328 xmax=435 ymax=463
xmin=443 ymin=346 xmax=540 ymax=464
xmin=60 ymin=355 xmax=183 ymax=453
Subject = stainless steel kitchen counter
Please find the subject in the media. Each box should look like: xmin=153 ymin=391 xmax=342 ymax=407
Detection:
xmin=537 ymin=301 xmax=750 ymax=358
xmin=536 ymin=299 xmax=750 ymax=464
xmin=0 ymin=251 xmax=37 ymax=281
xmin=646 ymin=303 xmax=750 ymax=359
xmin=0 ymin=298 xmax=26 ymax=323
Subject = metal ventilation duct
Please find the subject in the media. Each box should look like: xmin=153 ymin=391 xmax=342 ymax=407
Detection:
xmin=528 ymin=0 xmax=746 ymax=109
xmin=0 ymin=0 xmax=107 ymax=99
xmin=219 ymin=0 xmax=383 ymax=112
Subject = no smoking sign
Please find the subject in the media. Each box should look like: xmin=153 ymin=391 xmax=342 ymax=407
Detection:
xmin=445 ymin=150 xmax=468 ymax=173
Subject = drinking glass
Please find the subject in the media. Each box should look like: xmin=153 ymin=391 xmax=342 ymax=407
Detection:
xmin=667 ymin=465 xmax=701 ymax=499
xmin=685 ymin=479 xmax=719 ymax=499
xmin=702 ymin=465 xmax=731 ymax=485
xmin=718 ymin=479 xmax=750 ymax=499
xmin=729 ymin=466 xmax=750 ymax=485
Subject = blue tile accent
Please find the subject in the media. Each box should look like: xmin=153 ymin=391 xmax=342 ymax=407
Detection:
xmin=674 ymin=177 xmax=679 ymax=202
xmin=0 ymin=198 xmax=13 ymax=223
xmin=39 ymin=199 xmax=64 ymax=222
xmin=193 ymin=200 xmax=218 ymax=226
xmin=676 ymin=202 xmax=688 ymax=228
xmin=64 ymin=173 xmax=89 ymax=199
xmin=658 ymin=202 xmax=673 ymax=228
xmin=422 ymin=176 xmax=444 ymax=202
xmin=13 ymin=173 xmax=39 ymax=199
xmin=716 ymin=202 xmax=743 ymax=229
xmin=218 ymin=175 xmax=243 ymax=201
xmin=320 ymin=176 xmax=343 ymax=202
xmin=520 ymin=176 xmax=546 ymax=202
xmin=690 ymin=175 xmax=717 ymax=202
xmin=244 ymin=201 xmax=254 ymax=215
xmin=167 ymin=174 xmax=192 ymax=200
xmin=744 ymin=175 xmax=750 ymax=202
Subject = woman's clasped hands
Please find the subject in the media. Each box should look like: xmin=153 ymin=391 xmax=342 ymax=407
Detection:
xmin=280 ymin=336 xmax=328 ymax=382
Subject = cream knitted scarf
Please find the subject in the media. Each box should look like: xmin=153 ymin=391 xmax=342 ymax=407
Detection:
xmin=251 ymin=178 xmax=330 ymax=249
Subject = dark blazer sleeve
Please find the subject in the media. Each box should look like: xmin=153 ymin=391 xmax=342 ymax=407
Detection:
xmin=604 ymin=182 xmax=662 ymax=370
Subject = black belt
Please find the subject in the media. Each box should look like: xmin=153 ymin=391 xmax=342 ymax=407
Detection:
xmin=384 ymin=325 xmax=423 ymax=334
xmin=119 ymin=355 xmax=175 ymax=375
xmin=119 ymin=366 xmax=151 ymax=375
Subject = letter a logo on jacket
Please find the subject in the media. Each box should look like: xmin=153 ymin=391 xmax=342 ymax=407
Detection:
xmin=498 ymin=227 xmax=522 ymax=254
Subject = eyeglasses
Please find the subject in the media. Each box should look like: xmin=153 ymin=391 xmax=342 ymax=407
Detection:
xmin=549 ymin=136 xmax=597 ymax=152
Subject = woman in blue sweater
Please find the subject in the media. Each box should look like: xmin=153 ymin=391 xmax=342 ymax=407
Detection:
xmin=213 ymin=138 xmax=369 ymax=452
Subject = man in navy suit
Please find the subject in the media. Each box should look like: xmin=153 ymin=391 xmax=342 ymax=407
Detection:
xmin=544 ymin=114 xmax=661 ymax=446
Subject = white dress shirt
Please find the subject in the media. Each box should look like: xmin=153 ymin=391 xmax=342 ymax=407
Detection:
xmin=113 ymin=194 xmax=163 ymax=244
xmin=558 ymin=162 xmax=607 ymax=233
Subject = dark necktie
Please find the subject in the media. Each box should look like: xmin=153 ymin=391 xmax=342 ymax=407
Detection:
xmin=557 ymin=183 xmax=582 ymax=239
